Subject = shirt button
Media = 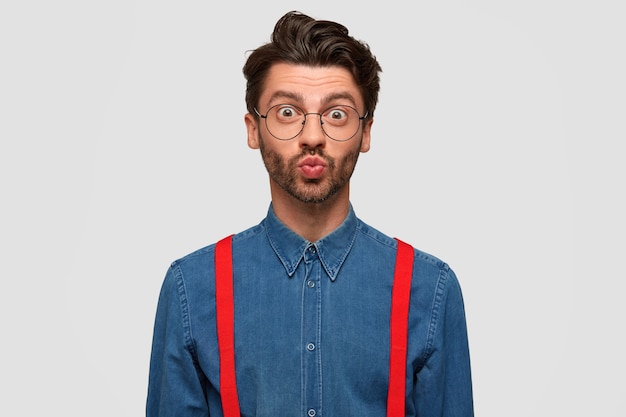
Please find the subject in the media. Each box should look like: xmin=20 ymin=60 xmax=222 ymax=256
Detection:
xmin=307 ymin=280 xmax=315 ymax=288
xmin=308 ymin=409 xmax=316 ymax=417
xmin=308 ymin=246 xmax=316 ymax=253
xmin=306 ymin=343 xmax=315 ymax=351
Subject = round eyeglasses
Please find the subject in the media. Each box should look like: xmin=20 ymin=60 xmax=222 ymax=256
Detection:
xmin=254 ymin=104 xmax=368 ymax=142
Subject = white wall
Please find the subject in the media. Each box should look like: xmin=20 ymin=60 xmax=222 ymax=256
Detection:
xmin=1 ymin=1 xmax=624 ymax=415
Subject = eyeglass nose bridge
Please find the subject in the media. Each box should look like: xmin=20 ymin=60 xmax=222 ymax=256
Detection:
xmin=294 ymin=112 xmax=327 ymax=141
xmin=301 ymin=112 xmax=325 ymax=128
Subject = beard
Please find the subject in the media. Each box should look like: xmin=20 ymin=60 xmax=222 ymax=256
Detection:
xmin=258 ymin=133 xmax=362 ymax=204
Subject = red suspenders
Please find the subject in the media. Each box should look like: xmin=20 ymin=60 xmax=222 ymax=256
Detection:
xmin=215 ymin=235 xmax=415 ymax=417
xmin=215 ymin=235 xmax=240 ymax=417
xmin=387 ymin=238 xmax=415 ymax=417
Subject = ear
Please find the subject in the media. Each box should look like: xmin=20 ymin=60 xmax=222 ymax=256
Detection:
xmin=245 ymin=112 xmax=260 ymax=149
xmin=359 ymin=118 xmax=373 ymax=153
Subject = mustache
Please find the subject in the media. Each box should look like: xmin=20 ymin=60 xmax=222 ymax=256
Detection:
xmin=301 ymin=147 xmax=323 ymax=156
xmin=296 ymin=147 xmax=329 ymax=159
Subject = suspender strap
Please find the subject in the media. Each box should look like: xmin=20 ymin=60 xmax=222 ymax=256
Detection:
xmin=215 ymin=235 xmax=414 ymax=417
xmin=215 ymin=235 xmax=240 ymax=417
xmin=387 ymin=238 xmax=415 ymax=417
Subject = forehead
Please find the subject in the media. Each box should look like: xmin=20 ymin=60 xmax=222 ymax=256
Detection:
xmin=261 ymin=63 xmax=363 ymax=108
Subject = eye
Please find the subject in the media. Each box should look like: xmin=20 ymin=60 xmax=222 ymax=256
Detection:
xmin=323 ymin=107 xmax=353 ymax=126
xmin=274 ymin=105 xmax=300 ymax=120
xmin=328 ymin=108 xmax=347 ymax=120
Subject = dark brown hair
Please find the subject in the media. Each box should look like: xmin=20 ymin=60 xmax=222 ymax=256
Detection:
xmin=243 ymin=11 xmax=382 ymax=119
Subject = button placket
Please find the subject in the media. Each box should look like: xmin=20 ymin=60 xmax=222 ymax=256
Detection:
xmin=302 ymin=243 xmax=321 ymax=417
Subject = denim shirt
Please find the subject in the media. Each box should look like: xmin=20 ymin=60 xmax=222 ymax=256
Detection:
xmin=147 ymin=205 xmax=473 ymax=417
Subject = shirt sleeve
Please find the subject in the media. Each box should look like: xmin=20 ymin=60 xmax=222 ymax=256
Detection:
xmin=146 ymin=263 xmax=210 ymax=417
xmin=413 ymin=267 xmax=474 ymax=417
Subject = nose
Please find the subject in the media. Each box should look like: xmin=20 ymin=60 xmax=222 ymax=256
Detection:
xmin=298 ymin=113 xmax=326 ymax=149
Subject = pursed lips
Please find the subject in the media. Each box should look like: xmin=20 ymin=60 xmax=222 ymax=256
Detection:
xmin=297 ymin=156 xmax=327 ymax=179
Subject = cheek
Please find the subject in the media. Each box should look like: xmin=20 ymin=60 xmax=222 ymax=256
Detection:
xmin=261 ymin=137 xmax=301 ymax=159
xmin=259 ymin=138 xmax=289 ymax=167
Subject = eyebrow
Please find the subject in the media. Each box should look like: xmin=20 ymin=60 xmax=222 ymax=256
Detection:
xmin=267 ymin=91 xmax=305 ymax=106
xmin=267 ymin=91 xmax=359 ymax=109
xmin=320 ymin=92 xmax=358 ymax=108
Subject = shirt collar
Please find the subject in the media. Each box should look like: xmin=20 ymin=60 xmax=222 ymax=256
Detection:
xmin=264 ymin=203 xmax=358 ymax=281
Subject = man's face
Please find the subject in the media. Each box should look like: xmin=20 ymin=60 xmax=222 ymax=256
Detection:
xmin=245 ymin=63 xmax=372 ymax=204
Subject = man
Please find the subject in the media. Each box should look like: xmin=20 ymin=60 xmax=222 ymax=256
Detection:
xmin=147 ymin=11 xmax=473 ymax=417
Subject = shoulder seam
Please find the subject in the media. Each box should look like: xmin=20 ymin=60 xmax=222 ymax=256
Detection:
xmin=170 ymin=262 xmax=200 ymax=361
xmin=423 ymin=265 xmax=450 ymax=359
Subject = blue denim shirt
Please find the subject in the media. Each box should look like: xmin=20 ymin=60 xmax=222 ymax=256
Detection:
xmin=147 ymin=205 xmax=473 ymax=416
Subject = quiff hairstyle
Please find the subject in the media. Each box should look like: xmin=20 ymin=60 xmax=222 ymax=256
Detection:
xmin=243 ymin=11 xmax=382 ymax=119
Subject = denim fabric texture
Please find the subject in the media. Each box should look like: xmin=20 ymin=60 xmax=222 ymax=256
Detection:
xmin=147 ymin=204 xmax=473 ymax=416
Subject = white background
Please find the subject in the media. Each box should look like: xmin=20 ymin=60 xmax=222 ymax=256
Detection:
xmin=1 ymin=1 xmax=624 ymax=415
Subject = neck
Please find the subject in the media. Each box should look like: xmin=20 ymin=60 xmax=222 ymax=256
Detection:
xmin=270 ymin=183 xmax=351 ymax=242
